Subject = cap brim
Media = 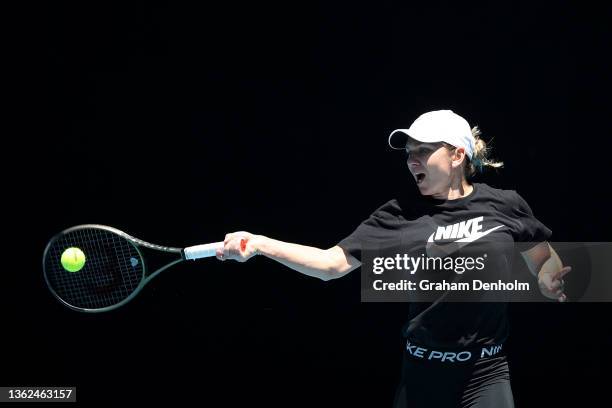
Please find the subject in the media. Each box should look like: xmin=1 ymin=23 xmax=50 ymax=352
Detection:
xmin=388 ymin=129 xmax=410 ymax=150
xmin=388 ymin=129 xmax=437 ymax=150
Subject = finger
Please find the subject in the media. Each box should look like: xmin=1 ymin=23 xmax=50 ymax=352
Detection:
xmin=558 ymin=266 xmax=572 ymax=279
xmin=228 ymin=237 xmax=244 ymax=258
xmin=558 ymin=293 xmax=567 ymax=302
xmin=551 ymin=266 xmax=572 ymax=281
xmin=544 ymin=279 xmax=560 ymax=292
xmin=225 ymin=233 xmax=246 ymax=249
xmin=551 ymin=280 xmax=563 ymax=291
xmin=223 ymin=244 xmax=232 ymax=260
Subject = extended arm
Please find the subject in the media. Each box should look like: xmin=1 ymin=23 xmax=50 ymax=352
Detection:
xmin=217 ymin=231 xmax=361 ymax=281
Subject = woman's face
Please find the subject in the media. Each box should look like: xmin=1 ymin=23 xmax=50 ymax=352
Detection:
xmin=405 ymin=140 xmax=456 ymax=196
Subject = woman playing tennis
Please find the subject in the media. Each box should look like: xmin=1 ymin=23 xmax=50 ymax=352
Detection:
xmin=217 ymin=109 xmax=571 ymax=407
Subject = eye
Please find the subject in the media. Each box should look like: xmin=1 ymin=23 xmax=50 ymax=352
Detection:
xmin=406 ymin=145 xmax=434 ymax=157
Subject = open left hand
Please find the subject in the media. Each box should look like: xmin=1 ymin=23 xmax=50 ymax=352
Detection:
xmin=538 ymin=266 xmax=572 ymax=302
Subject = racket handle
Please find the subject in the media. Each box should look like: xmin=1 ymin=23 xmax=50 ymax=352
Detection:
xmin=183 ymin=239 xmax=247 ymax=260
xmin=183 ymin=242 xmax=224 ymax=260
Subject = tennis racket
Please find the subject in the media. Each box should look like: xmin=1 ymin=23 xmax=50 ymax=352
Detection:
xmin=42 ymin=224 xmax=245 ymax=313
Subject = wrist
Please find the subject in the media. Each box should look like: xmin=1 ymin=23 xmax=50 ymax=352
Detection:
xmin=252 ymin=235 xmax=269 ymax=257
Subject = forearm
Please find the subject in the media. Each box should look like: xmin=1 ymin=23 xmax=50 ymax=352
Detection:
xmin=254 ymin=235 xmax=340 ymax=281
xmin=523 ymin=242 xmax=562 ymax=279
xmin=536 ymin=247 xmax=563 ymax=279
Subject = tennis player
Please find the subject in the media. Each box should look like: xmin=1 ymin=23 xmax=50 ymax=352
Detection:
xmin=217 ymin=109 xmax=571 ymax=407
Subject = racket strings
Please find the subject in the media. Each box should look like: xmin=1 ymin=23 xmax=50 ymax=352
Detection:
xmin=44 ymin=228 xmax=144 ymax=310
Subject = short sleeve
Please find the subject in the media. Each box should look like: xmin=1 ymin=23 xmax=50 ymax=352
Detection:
xmin=336 ymin=200 xmax=401 ymax=262
xmin=506 ymin=190 xmax=552 ymax=249
xmin=337 ymin=219 xmax=375 ymax=262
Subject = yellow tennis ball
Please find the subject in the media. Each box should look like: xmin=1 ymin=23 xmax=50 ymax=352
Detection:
xmin=61 ymin=247 xmax=86 ymax=272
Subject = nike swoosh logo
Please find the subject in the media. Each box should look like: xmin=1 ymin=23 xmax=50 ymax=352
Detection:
xmin=426 ymin=225 xmax=506 ymax=257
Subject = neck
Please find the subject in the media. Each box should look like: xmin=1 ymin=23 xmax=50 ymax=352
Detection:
xmin=432 ymin=175 xmax=473 ymax=200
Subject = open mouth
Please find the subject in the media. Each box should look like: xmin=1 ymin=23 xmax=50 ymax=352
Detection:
xmin=415 ymin=173 xmax=426 ymax=184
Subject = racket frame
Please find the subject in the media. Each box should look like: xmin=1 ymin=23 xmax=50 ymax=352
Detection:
xmin=44 ymin=224 xmax=183 ymax=313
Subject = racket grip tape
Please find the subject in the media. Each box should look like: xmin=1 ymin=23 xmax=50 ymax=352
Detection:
xmin=183 ymin=239 xmax=247 ymax=260
xmin=183 ymin=242 xmax=223 ymax=260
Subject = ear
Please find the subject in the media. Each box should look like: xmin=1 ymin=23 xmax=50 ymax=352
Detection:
xmin=451 ymin=147 xmax=467 ymax=169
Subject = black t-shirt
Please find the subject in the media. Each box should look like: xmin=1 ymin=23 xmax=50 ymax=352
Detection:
xmin=337 ymin=182 xmax=552 ymax=349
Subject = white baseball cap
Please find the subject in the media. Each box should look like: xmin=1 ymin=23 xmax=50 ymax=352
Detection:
xmin=388 ymin=110 xmax=476 ymax=159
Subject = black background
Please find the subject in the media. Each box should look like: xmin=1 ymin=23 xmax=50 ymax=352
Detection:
xmin=7 ymin=1 xmax=611 ymax=406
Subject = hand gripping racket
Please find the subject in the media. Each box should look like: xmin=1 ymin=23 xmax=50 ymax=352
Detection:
xmin=42 ymin=224 xmax=245 ymax=313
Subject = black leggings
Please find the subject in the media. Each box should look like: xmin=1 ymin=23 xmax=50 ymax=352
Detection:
xmin=392 ymin=350 xmax=514 ymax=408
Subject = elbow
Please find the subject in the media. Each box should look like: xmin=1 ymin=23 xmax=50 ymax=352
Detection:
xmin=319 ymin=272 xmax=334 ymax=282
xmin=318 ymin=261 xmax=342 ymax=282
xmin=319 ymin=246 xmax=359 ymax=281
xmin=320 ymin=263 xmax=351 ymax=282
xmin=319 ymin=266 xmax=340 ymax=282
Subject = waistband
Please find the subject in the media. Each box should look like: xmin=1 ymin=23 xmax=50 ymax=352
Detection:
xmin=404 ymin=339 xmax=505 ymax=364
